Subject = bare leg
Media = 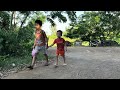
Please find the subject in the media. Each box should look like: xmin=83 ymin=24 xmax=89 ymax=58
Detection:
xmin=62 ymin=55 xmax=67 ymax=65
xmin=54 ymin=55 xmax=59 ymax=68
xmin=62 ymin=55 xmax=66 ymax=63
xmin=28 ymin=53 xmax=38 ymax=69
xmin=56 ymin=55 xmax=59 ymax=65
xmin=31 ymin=56 xmax=37 ymax=67
xmin=44 ymin=54 xmax=49 ymax=66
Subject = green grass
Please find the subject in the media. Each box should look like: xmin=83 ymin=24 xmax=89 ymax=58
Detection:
xmin=0 ymin=53 xmax=53 ymax=72
xmin=48 ymin=35 xmax=76 ymax=47
xmin=48 ymin=35 xmax=91 ymax=47
xmin=82 ymin=41 xmax=89 ymax=46
xmin=114 ymin=38 xmax=120 ymax=44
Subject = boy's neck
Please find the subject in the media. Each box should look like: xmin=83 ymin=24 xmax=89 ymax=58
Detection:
xmin=36 ymin=28 xmax=41 ymax=31
xmin=58 ymin=37 xmax=61 ymax=38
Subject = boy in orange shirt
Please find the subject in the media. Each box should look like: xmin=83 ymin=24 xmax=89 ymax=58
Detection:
xmin=48 ymin=30 xmax=67 ymax=67
xmin=28 ymin=20 xmax=49 ymax=70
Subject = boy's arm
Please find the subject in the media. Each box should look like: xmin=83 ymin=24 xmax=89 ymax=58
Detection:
xmin=43 ymin=31 xmax=48 ymax=44
xmin=48 ymin=39 xmax=56 ymax=48
xmin=33 ymin=38 xmax=36 ymax=48
xmin=43 ymin=30 xmax=49 ymax=48
xmin=49 ymin=43 xmax=55 ymax=47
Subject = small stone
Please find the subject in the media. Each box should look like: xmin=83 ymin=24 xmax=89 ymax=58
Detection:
xmin=0 ymin=72 xmax=3 ymax=77
xmin=86 ymin=50 xmax=90 ymax=53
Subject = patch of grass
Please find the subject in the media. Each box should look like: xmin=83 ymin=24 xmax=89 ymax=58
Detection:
xmin=82 ymin=41 xmax=89 ymax=46
xmin=0 ymin=53 xmax=52 ymax=72
xmin=114 ymin=38 xmax=120 ymax=44
xmin=48 ymin=35 xmax=76 ymax=47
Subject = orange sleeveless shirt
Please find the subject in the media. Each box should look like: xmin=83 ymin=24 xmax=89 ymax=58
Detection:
xmin=35 ymin=30 xmax=45 ymax=46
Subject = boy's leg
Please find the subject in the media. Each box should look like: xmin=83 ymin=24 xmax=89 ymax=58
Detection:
xmin=43 ymin=46 xmax=49 ymax=66
xmin=62 ymin=55 xmax=66 ymax=64
xmin=54 ymin=55 xmax=58 ymax=68
xmin=31 ymin=54 xmax=37 ymax=67
xmin=44 ymin=54 xmax=49 ymax=66
xmin=61 ymin=51 xmax=67 ymax=65
xmin=56 ymin=55 xmax=59 ymax=65
xmin=28 ymin=53 xmax=38 ymax=69
xmin=28 ymin=46 xmax=39 ymax=69
xmin=55 ymin=50 xmax=59 ymax=66
xmin=59 ymin=51 xmax=66 ymax=64
xmin=62 ymin=55 xmax=67 ymax=65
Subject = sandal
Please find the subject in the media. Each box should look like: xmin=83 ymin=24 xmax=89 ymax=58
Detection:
xmin=27 ymin=66 xmax=33 ymax=70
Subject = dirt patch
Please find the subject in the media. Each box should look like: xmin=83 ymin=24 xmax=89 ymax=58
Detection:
xmin=3 ymin=47 xmax=120 ymax=79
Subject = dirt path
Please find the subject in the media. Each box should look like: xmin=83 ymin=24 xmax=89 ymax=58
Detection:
xmin=3 ymin=47 xmax=120 ymax=79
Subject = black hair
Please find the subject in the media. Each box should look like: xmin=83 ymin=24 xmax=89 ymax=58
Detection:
xmin=35 ymin=20 xmax=42 ymax=26
xmin=57 ymin=30 xmax=63 ymax=36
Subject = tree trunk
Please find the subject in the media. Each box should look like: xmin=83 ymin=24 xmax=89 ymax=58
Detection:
xmin=19 ymin=14 xmax=29 ymax=30
xmin=10 ymin=11 xmax=14 ymax=29
xmin=13 ymin=11 xmax=16 ymax=27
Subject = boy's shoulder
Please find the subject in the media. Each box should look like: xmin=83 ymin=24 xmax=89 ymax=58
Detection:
xmin=61 ymin=38 xmax=65 ymax=40
xmin=41 ymin=30 xmax=45 ymax=33
xmin=55 ymin=38 xmax=65 ymax=41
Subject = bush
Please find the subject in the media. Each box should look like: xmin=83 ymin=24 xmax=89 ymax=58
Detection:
xmin=0 ymin=27 xmax=34 ymax=56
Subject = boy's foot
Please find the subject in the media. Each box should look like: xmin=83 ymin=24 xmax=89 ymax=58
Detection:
xmin=54 ymin=63 xmax=58 ymax=68
xmin=63 ymin=63 xmax=67 ymax=66
xmin=27 ymin=66 xmax=33 ymax=70
xmin=44 ymin=62 xmax=49 ymax=66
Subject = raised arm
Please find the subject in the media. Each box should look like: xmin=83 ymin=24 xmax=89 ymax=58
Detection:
xmin=49 ymin=43 xmax=55 ymax=47
xmin=48 ymin=39 xmax=56 ymax=48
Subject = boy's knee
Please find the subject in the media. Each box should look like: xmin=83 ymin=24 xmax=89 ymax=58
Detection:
xmin=32 ymin=52 xmax=38 ymax=57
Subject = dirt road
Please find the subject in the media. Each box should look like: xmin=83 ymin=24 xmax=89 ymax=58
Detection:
xmin=3 ymin=47 xmax=120 ymax=79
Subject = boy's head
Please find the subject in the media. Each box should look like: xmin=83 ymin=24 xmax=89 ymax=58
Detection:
xmin=57 ymin=30 xmax=62 ymax=38
xmin=35 ymin=20 xmax=42 ymax=30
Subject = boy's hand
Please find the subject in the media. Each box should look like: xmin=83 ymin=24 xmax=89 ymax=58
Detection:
xmin=46 ymin=44 xmax=49 ymax=49
xmin=65 ymin=49 xmax=67 ymax=52
xmin=47 ymin=46 xmax=50 ymax=49
xmin=46 ymin=46 xmax=49 ymax=49
xmin=33 ymin=46 xmax=35 ymax=49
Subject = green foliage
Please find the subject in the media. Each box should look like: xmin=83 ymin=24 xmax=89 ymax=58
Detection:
xmin=0 ymin=29 xmax=17 ymax=55
xmin=0 ymin=53 xmax=53 ymax=71
xmin=0 ymin=11 xmax=10 ymax=30
xmin=0 ymin=11 xmax=77 ymax=57
xmin=46 ymin=11 xmax=76 ymax=26
xmin=0 ymin=11 xmax=77 ymax=73
xmin=65 ymin=11 xmax=120 ymax=44
xmin=48 ymin=26 xmax=76 ymax=46
xmin=0 ymin=11 xmax=47 ymax=56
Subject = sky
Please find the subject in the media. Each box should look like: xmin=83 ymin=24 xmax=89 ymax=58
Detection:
xmin=42 ymin=11 xmax=84 ymax=35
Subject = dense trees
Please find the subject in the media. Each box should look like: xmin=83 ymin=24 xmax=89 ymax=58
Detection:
xmin=0 ymin=11 xmax=76 ymax=56
xmin=1 ymin=11 xmax=120 ymax=56
xmin=65 ymin=11 xmax=120 ymax=45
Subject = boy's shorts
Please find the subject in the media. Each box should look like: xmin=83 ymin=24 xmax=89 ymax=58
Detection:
xmin=56 ymin=50 xmax=65 ymax=56
xmin=32 ymin=45 xmax=47 ymax=57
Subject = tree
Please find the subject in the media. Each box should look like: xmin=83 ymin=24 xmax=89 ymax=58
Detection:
xmin=65 ymin=11 xmax=120 ymax=45
xmin=0 ymin=11 xmax=10 ymax=30
xmin=6 ymin=11 xmax=77 ymax=31
xmin=0 ymin=11 xmax=77 ymax=56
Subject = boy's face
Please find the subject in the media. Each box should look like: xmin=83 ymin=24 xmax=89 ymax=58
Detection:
xmin=57 ymin=32 xmax=61 ymax=38
xmin=35 ymin=23 xmax=41 ymax=30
